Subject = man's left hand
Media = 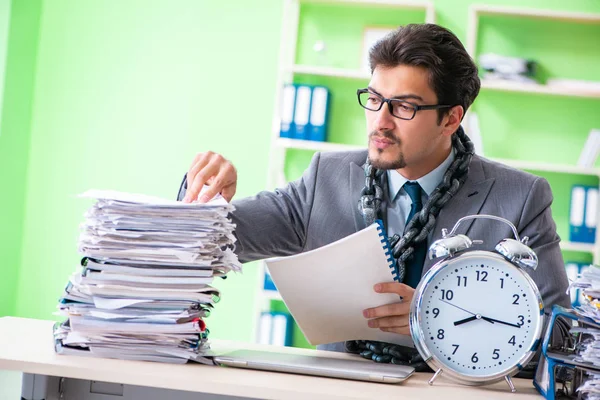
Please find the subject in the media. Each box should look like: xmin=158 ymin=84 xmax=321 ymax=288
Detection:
xmin=363 ymin=282 xmax=414 ymax=335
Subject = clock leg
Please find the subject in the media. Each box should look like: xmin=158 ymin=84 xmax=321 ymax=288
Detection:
xmin=504 ymin=375 xmax=516 ymax=393
xmin=428 ymin=369 xmax=443 ymax=385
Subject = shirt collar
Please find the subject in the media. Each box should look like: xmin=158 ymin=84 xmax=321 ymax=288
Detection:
xmin=387 ymin=147 xmax=456 ymax=201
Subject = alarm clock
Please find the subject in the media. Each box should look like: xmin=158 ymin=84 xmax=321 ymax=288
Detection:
xmin=409 ymin=214 xmax=545 ymax=392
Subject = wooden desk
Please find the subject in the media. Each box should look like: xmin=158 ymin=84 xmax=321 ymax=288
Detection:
xmin=0 ymin=317 xmax=542 ymax=399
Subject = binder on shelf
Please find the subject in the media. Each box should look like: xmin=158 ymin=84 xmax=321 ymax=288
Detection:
xmin=570 ymin=185 xmax=597 ymax=244
xmin=293 ymin=85 xmax=312 ymax=140
xmin=257 ymin=311 xmax=292 ymax=346
xmin=585 ymin=187 xmax=598 ymax=243
xmin=258 ymin=312 xmax=272 ymax=345
xmin=271 ymin=312 xmax=293 ymax=346
xmin=308 ymin=86 xmax=330 ymax=142
xmin=279 ymin=84 xmax=296 ymax=139
xmin=263 ymin=267 xmax=277 ymax=292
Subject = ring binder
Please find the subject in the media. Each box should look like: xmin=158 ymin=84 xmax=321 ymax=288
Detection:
xmin=375 ymin=219 xmax=399 ymax=282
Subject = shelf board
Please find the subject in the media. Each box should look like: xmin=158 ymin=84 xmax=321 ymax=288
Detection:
xmin=291 ymin=65 xmax=370 ymax=80
xmin=262 ymin=290 xmax=283 ymax=301
xmin=560 ymin=241 xmax=596 ymax=253
xmin=490 ymin=158 xmax=600 ymax=177
xmin=471 ymin=4 xmax=600 ymax=24
xmin=277 ymin=139 xmax=600 ymax=176
xmin=276 ymin=137 xmax=365 ymax=152
xmin=290 ymin=68 xmax=600 ymax=99
xmin=290 ymin=69 xmax=600 ymax=99
xmin=481 ymin=79 xmax=600 ymax=99
xmin=300 ymin=0 xmax=433 ymax=10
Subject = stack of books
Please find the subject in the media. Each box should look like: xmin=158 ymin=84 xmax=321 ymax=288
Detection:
xmin=53 ymin=189 xmax=241 ymax=364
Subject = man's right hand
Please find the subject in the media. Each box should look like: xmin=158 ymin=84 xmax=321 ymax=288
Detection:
xmin=182 ymin=151 xmax=237 ymax=203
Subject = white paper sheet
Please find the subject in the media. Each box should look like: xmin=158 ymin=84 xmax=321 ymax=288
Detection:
xmin=265 ymin=223 xmax=414 ymax=347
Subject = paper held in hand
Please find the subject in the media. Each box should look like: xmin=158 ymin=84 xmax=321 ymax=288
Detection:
xmin=265 ymin=223 xmax=414 ymax=348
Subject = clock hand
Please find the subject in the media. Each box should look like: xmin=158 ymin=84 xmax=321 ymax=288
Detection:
xmin=453 ymin=315 xmax=478 ymax=326
xmin=480 ymin=316 xmax=521 ymax=328
xmin=440 ymin=299 xmax=495 ymax=325
xmin=439 ymin=298 xmax=476 ymax=315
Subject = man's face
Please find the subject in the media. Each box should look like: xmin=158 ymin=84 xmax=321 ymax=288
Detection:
xmin=365 ymin=64 xmax=452 ymax=177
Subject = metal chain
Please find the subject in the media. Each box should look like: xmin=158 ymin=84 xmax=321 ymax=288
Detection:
xmin=357 ymin=164 xmax=385 ymax=227
xmin=350 ymin=126 xmax=474 ymax=366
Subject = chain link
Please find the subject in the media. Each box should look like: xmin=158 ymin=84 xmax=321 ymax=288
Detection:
xmin=358 ymin=164 xmax=385 ymax=227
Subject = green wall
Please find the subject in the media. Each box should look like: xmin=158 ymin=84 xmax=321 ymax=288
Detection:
xmin=0 ymin=0 xmax=42 ymax=318
xmin=6 ymin=0 xmax=283 ymax=343
xmin=2 ymin=0 xmax=599 ymax=344
xmin=0 ymin=0 xmax=10 ymax=121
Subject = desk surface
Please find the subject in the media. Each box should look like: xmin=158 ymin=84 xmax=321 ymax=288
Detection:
xmin=0 ymin=317 xmax=542 ymax=400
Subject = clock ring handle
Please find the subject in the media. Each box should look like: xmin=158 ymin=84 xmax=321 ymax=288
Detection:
xmin=448 ymin=214 xmax=524 ymax=243
xmin=447 ymin=214 xmax=538 ymax=271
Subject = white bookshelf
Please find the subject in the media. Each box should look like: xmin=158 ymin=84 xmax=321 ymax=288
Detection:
xmin=276 ymin=137 xmax=364 ymax=152
xmin=491 ymin=158 xmax=600 ymax=177
xmin=300 ymin=0 xmax=435 ymax=21
xmin=276 ymin=138 xmax=600 ymax=178
xmin=291 ymin=65 xmax=371 ymax=80
xmin=481 ymin=79 xmax=600 ymax=100
xmin=289 ymin=67 xmax=600 ymax=100
xmin=470 ymin=4 xmax=600 ymax=24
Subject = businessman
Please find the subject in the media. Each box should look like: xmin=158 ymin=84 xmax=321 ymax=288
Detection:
xmin=178 ymin=24 xmax=570 ymax=367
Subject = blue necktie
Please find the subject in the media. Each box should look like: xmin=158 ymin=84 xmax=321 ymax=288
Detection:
xmin=403 ymin=182 xmax=426 ymax=288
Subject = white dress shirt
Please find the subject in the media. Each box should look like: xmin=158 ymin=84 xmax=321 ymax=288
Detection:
xmin=386 ymin=148 xmax=456 ymax=238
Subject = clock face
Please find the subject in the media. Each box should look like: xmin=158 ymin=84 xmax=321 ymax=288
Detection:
xmin=411 ymin=251 xmax=543 ymax=379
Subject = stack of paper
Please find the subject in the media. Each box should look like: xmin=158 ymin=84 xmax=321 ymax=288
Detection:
xmin=53 ymin=189 xmax=241 ymax=364
xmin=570 ymin=264 xmax=600 ymax=324
xmin=577 ymin=375 xmax=600 ymax=400
xmin=567 ymin=265 xmax=600 ymax=377
xmin=479 ymin=53 xmax=538 ymax=84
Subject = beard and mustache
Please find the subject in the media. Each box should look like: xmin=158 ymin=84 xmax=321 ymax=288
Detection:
xmin=368 ymin=130 xmax=406 ymax=170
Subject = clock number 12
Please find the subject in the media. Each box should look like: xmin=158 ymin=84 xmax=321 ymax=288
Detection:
xmin=476 ymin=271 xmax=488 ymax=282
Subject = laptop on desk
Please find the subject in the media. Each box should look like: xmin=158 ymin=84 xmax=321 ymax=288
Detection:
xmin=213 ymin=349 xmax=414 ymax=384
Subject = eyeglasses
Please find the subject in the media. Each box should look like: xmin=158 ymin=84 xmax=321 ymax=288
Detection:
xmin=357 ymin=88 xmax=452 ymax=120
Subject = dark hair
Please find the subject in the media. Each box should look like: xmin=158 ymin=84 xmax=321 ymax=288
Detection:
xmin=369 ymin=23 xmax=480 ymax=123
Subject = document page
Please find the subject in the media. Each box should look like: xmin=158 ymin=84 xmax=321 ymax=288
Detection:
xmin=265 ymin=223 xmax=414 ymax=347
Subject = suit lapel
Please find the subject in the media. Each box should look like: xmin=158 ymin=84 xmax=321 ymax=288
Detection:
xmin=350 ymin=161 xmax=367 ymax=232
xmin=421 ymin=156 xmax=495 ymax=275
